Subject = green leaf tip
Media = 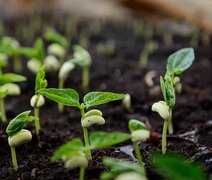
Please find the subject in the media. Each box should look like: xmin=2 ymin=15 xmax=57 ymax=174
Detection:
xmin=35 ymin=65 xmax=48 ymax=92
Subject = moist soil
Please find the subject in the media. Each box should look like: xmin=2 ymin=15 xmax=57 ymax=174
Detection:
xmin=0 ymin=17 xmax=212 ymax=179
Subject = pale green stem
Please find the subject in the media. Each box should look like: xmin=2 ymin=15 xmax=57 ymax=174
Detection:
xmin=0 ymin=97 xmax=7 ymax=122
xmin=168 ymin=109 xmax=173 ymax=135
xmin=80 ymin=105 xmax=92 ymax=160
xmin=79 ymin=167 xmax=85 ymax=180
xmin=58 ymin=78 xmax=65 ymax=113
xmin=82 ymin=66 xmax=89 ymax=90
xmin=133 ymin=142 xmax=143 ymax=168
xmin=34 ymin=94 xmax=41 ymax=138
xmin=162 ymin=120 xmax=169 ymax=154
xmin=11 ymin=146 xmax=18 ymax=171
xmin=13 ymin=55 xmax=22 ymax=73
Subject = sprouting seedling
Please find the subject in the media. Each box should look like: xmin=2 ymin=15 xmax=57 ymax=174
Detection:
xmin=152 ymin=48 xmax=195 ymax=154
xmin=0 ymin=36 xmax=22 ymax=73
xmin=30 ymin=65 xmax=47 ymax=137
xmin=96 ymin=39 xmax=116 ymax=56
xmin=70 ymin=45 xmax=92 ymax=90
xmin=101 ymin=157 xmax=147 ymax=180
xmin=19 ymin=38 xmax=45 ymax=74
xmin=0 ymin=73 xmax=26 ymax=122
xmin=44 ymin=27 xmax=68 ymax=64
xmin=122 ymin=93 xmax=131 ymax=110
xmin=51 ymin=131 xmax=130 ymax=180
xmin=6 ymin=111 xmax=37 ymax=171
xmin=128 ymin=119 xmax=150 ymax=168
xmin=151 ymin=153 xmax=206 ymax=180
xmin=139 ymin=40 xmax=158 ymax=68
xmin=38 ymin=88 xmax=124 ymax=160
xmin=0 ymin=52 xmax=8 ymax=74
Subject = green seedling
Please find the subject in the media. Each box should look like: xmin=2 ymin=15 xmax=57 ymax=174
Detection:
xmin=44 ymin=27 xmax=68 ymax=64
xmin=0 ymin=36 xmax=22 ymax=73
xmin=38 ymin=88 xmax=124 ymax=160
xmin=122 ymin=93 xmax=131 ymax=110
xmin=0 ymin=52 xmax=8 ymax=74
xmin=151 ymin=153 xmax=206 ymax=180
xmin=44 ymin=55 xmax=61 ymax=73
xmin=152 ymin=48 xmax=195 ymax=154
xmin=30 ymin=65 xmax=47 ymax=137
xmin=6 ymin=111 xmax=37 ymax=171
xmin=51 ymin=131 xmax=130 ymax=180
xmin=129 ymin=119 xmax=150 ymax=168
xmin=96 ymin=39 xmax=116 ymax=56
xmin=0 ymin=73 xmax=26 ymax=122
xmin=139 ymin=40 xmax=158 ymax=68
xmin=19 ymin=38 xmax=45 ymax=74
xmin=101 ymin=157 xmax=147 ymax=180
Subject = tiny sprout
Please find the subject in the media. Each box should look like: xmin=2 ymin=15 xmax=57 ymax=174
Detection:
xmin=115 ymin=172 xmax=146 ymax=180
xmin=27 ymin=58 xmax=42 ymax=74
xmin=30 ymin=65 xmax=47 ymax=137
xmin=38 ymin=88 xmax=124 ymax=160
xmin=51 ymin=132 xmax=130 ymax=180
xmin=122 ymin=93 xmax=131 ymax=110
xmin=47 ymin=43 xmax=65 ymax=64
xmin=0 ymin=83 xmax=20 ymax=96
xmin=44 ymin=55 xmax=61 ymax=72
xmin=129 ymin=119 xmax=150 ymax=168
xmin=6 ymin=111 xmax=37 ymax=171
xmin=0 ymin=52 xmax=8 ymax=73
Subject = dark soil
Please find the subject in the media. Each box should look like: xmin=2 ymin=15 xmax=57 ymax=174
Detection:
xmin=0 ymin=16 xmax=212 ymax=179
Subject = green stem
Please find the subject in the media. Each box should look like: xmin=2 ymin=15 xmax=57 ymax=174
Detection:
xmin=162 ymin=120 xmax=169 ymax=154
xmin=11 ymin=146 xmax=18 ymax=171
xmin=82 ymin=66 xmax=89 ymax=90
xmin=13 ymin=55 xmax=22 ymax=73
xmin=34 ymin=107 xmax=40 ymax=137
xmin=58 ymin=78 xmax=65 ymax=113
xmin=80 ymin=105 xmax=92 ymax=160
xmin=79 ymin=166 xmax=85 ymax=180
xmin=0 ymin=97 xmax=7 ymax=122
xmin=168 ymin=109 xmax=173 ymax=135
xmin=133 ymin=142 xmax=143 ymax=168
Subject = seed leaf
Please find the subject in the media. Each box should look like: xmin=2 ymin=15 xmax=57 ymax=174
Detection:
xmin=38 ymin=88 xmax=80 ymax=107
xmin=51 ymin=138 xmax=84 ymax=162
xmin=84 ymin=92 xmax=124 ymax=108
xmin=151 ymin=153 xmax=206 ymax=180
xmin=90 ymin=131 xmax=130 ymax=149
xmin=6 ymin=111 xmax=36 ymax=136
xmin=0 ymin=73 xmax=26 ymax=85
xmin=128 ymin=119 xmax=148 ymax=133
xmin=35 ymin=65 xmax=47 ymax=92
xmin=167 ymin=48 xmax=195 ymax=75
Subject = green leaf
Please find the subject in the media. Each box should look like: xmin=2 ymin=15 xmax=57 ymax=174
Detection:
xmin=34 ymin=38 xmax=45 ymax=62
xmin=151 ymin=153 xmax=206 ymax=180
xmin=6 ymin=111 xmax=36 ymax=136
xmin=35 ymin=65 xmax=48 ymax=92
xmin=128 ymin=119 xmax=148 ymax=133
xmin=167 ymin=48 xmax=195 ymax=75
xmin=0 ymin=73 xmax=26 ymax=85
xmin=44 ymin=27 xmax=67 ymax=47
xmin=0 ymin=89 xmax=8 ymax=98
xmin=51 ymin=138 xmax=84 ymax=162
xmin=38 ymin=88 xmax=80 ymax=107
xmin=84 ymin=92 xmax=124 ymax=108
xmin=90 ymin=131 xmax=130 ymax=149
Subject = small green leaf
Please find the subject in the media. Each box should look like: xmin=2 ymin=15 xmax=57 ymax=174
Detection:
xmin=51 ymin=138 xmax=84 ymax=162
xmin=35 ymin=65 xmax=48 ymax=92
xmin=90 ymin=131 xmax=130 ymax=149
xmin=84 ymin=92 xmax=124 ymax=108
xmin=151 ymin=153 xmax=206 ymax=180
xmin=6 ymin=111 xmax=36 ymax=136
xmin=34 ymin=38 xmax=45 ymax=62
xmin=0 ymin=73 xmax=26 ymax=85
xmin=167 ymin=48 xmax=195 ymax=75
xmin=38 ymin=88 xmax=80 ymax=107
xmin=128 ymin=119 xmax=148 ymax=133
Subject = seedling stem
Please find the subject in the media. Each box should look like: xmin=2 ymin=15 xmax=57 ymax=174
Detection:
xmin=0 ymin=97 xmax=6 ymax=122
xmin=133 ymin=142 xmax=143 ymax=167
xmin=82 ymin=66 xmax=89 ymax=90
xmin=80 ymin=167 xmax=85 ymax=180
xmin=162 ymin=119 xmax=168 ymax=154
xmin=11 ymin=146 xmax=18 ymax=171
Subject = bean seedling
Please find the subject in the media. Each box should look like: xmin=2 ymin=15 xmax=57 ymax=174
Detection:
xmin=51 ymin=131 xmax=130 ymax=180
xmin=0 ymin=73 xmax=26 ymax=122
xmin=38 ymin=88 xmax=124 ymax=160
xmin=152 ymin=48 xmax=195 ymax=154
xmin=6 ymin=111 xmax=37 ymax=171
xmin=30 ymin=65 xmax=47 ymax=137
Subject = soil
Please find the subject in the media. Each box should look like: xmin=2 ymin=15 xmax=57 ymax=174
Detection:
xmin=0 ymin=16 xmax=212 ymax=180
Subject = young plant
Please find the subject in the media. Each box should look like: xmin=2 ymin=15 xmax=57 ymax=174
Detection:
xmin=6 ymin=111 xmax=37 ymax=171
xmin=0 ymin=73 xmax=26 ymax=122
xmin=101 ymin=157 xmax=147 ymax=180
xmin=0 ymin=52 xmax=8 ymax=74
xmin=152 ymin=48 xmax=195 ymax=154
xmin=51 ymin=131 xmax=130 ymax=180
xmin=0 ymin=36 xmax=22 ymax=73
xmin=38 ymin=88 xmax=124 ymax=160
xmin=151 ymin=153 xmax=206 ymax=180
xmin=30 ymin=65 xmax=47 ymax=137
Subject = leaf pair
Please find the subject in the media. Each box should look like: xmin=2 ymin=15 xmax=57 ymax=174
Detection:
xmin=38 ymin=88 xmax=124 ymax=109
xmin=51 ymin=131 xmax=130 ymax=162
